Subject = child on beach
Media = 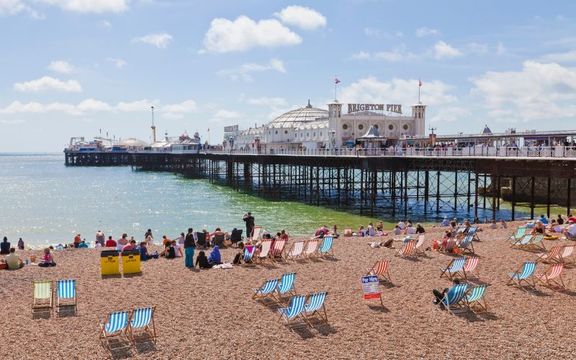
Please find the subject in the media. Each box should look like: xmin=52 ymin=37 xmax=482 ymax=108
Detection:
xmin=38 ymin=248 xmax=56 ymax=267
xmin=195 ymin=251 xmax=212 ymax=269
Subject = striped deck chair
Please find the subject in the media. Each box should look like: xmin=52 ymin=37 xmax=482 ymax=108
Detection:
xmin=32 ymin=280 xmax=53 ymax=312
xmin=395 ymin=240 xmax=416 ymax=257
xmin=413 ymin=235 xmax=426 ymax=256
xmin=252 ymin=278 xmax=279 ymax=300
xmin=507 ymin=261 xmax=537 ymax=288
xmin=271 ymin=239 xmax=287 ymax=260
xmin=275 ymin=272 xmax=296 ymax=301
xmin=303 ymin=291 xmax=328 ymax=324
xmin=304 ymin=239 xmax=319 ymax=259
xmin=278 ymin=295 xmax=306 ymax=326
xmin=467 ymin=227 xmax=480 ymax=242
xmin=318 ymin=236 xmax=334 ymax=258
xmin=285 ymin=241 xmax=305 ymax=260
xmin=536 ymin=263 xmax=565 ymax=289
xmin=128 ymin=306 xmax=156 ymax=344
xmin=509 ymin=227 xmax=527 ymax=244
xmin=242 ymin=246 xmax=256 ymax=266
xmin=56 ymin=279 xmax=77 ymax=315
xmin=367 ymin=260 xmax=392 ymax=283
xmin=458 ymin=235 xmax=475 ymax=254
xmin=465 ymin=285 xmax=488 ymax=313
xmin=462 ymin=257 xmax=479 ymax=279
xmin=441 ymin=283 xmax=469 ymax=315
xmin=511 ymin=234 xmax=533 ymax=248
xmin=99 ymin=310 xmax=130 ymax=349
xmin=251 ymin=226 xmax=262 ymax=241
xmin=526 ymin=234 xmax=546 ymax=251
xmin=439 ymin=257 xmax=466 ymax=280
xmin=536 ymin=245 xmax=564 ymax=264
xmin=255 ymin=240 xmax=272 ymax=263
xmin=560 ymin=244 xmax=575 ymax=265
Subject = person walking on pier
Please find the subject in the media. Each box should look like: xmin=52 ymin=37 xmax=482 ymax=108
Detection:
xmin=184 ymin=228 xmax=196 ymax=269
xmin=243 ymin=212 xmax=255 ymax=239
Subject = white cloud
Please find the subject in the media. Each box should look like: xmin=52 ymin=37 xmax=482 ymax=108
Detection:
xmin=466 ymin=42 xmax=489 ymax=55
xmin=540 ymin=50 xmax=576 ymax=63
xmin=274 ymin=5 xmax=326 ymax=30
xmin=415 ymin=27 xmax=439 ymax=37
xmin=47 ymin=60 xmax=75 ymax=74
xmin=472 ymin=61 xmax=576 ymax=121
xmin=202 ymin=15 xmax=302 ymax=53
xmin=247 ymin=97 xmax=287 ymax=107
xmin=13 ymin=76 xmax=82 ymax=92
xmin=217 ymin=58 xmax=286 ymax=82
xmin=77 ymin=98 xmax=112 ymax=112
xmin=106 ymin=57 xmax=127 ymax=68
xmin=37 ymin=0 xmax=128 ymax=13
xmin=161 ymin=99 xmax=197 ymax=119
xmin=0 ymin=0 xmax=42 ymax=18
xmin=133 ymin=33 xmax=173 ymax=48
xmin=116 ymin=99 xmax=156 ymax=112
xmin=214 ymin=109 xmax=240 ymax=119
xmin=351 ymin=48 xmax=416 ymax=62
xmin=433 ymin=41 xmax=462 ymax=59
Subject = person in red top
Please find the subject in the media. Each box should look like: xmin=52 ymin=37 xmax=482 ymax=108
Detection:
xmin=122 ymin=240 xmax=136 ymax=253
xmin=105 ymin=236 xmax=117 ymax=248
xmin=73 ymin=234 xmax=81 ymax=248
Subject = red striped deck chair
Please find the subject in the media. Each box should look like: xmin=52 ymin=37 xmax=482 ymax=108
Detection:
xmin=304 ymin=239 xmax=319 ymax=259
xmin=270 ymin=239 xmax=287 ymax=260
xmin=255 ymin=240 xmax=273 ymax=263
xmin=394 ymin=240 xmax=416 ymax=258
xmin=462 ymin=257 xmax=479 ymax=279
xmin=366 ymin=260 xmax=392 ymax=283
xmin=285 ymin=241 xmax=305 ymax=260
xmin=536 ymin=263 xmax=565 ymax=289
xmin=560 ymin=245 xmax=575 ymax=265
xmin=536 ymin=245 xmax=564 ymax=264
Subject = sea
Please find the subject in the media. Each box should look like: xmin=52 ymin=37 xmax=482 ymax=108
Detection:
xmin=0 ymin=153 xmax=383 ymax=248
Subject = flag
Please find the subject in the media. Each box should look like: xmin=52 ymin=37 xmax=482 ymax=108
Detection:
xmin=334 ymin=77 xmax=341 ymax=84
xmin=418 ymin=79 xmax=422 ymax=87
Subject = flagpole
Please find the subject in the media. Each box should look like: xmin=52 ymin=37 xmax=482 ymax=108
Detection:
xmin=418 ymin=79 xmax=421 ymax=104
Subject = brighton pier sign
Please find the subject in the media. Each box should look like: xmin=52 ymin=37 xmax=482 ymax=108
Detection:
xmin=347 ymin=103 xmax=402 ymax=114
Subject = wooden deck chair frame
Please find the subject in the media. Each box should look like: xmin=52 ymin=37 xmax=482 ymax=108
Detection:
xmin=507 ymin=262 xmax=537 ymax=289
xmin=99 ymin=310 xmax=130 ymax=351
xmin=303 ymin=291 xmax=328 ymax=325
xmin=525 ymin=234 xmax=547 ymax=252
xmin=274 ymin=272 xmax=297 ymax=302
xmin=128 ymin=306 xmax=157 ymax=344
xmin=285 ymin=241 xmax=305 ymax=261
xmin=509 ymin=227 xmax=527 ymax=244
xmin=56 ymin=279 xmax=77 ymax=315
xmin=536 ymin=263 xmax=566 ymax=289
xmin=458 ymin=235 xmax=475 ymax=255
xmin=560 ymin=245 xmax=575 ymax=265
xmin=511 ymin=233 xmax=532 ymax=248
xmin=536 ymin=245 xmax=564 ymax=264
xmin=32 ymin=280 xmax=53 ymax=312
xmin=278 ymin=295 xmax=306 ymax=327
xmin=367 ymin=260 xmax=392 ymax=283
xmin=241 ymin=246 xmax=257 ymax=267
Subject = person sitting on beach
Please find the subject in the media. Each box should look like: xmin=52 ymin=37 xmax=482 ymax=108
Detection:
xmin=17 ymin=238 xmax=24 ymax=250
xmin=210 ymin=228 xmax=226 ymax=247
xmin=432 ymin=279 xmax=461 ymax=309
xmin=138 ymin=242 xmax=158 ymax=261
xmin=117 ymin=233 xmax=129 ymax=249
xmin=539 ymin=214 xmax=549 ymax=225
xmin=404 ymin=223 xmax=416 ymax=235
xmin=73 ymin=234 xmax=81 ymax=248
xmin=376 ymin=221 xmax=384 ymax=232
xmin=122 ymin=239 xmax=137 ymax=253
xmin=208 ymin=245 xmax=222 ymax=265
xmin=396 ymin=221 xmax=406 ymax=230
xmin=416 ymin=223 xmax=425 ymax=234
xmin=160 ymin=242 xmax=176 ymax=259
xmin=38 ymin=248 xmax=56 ymax=267
xmin=392 ymin=225 xmax=402 ymax=236
xmin=557 ymin=214 xmax=565 ymax=225
xmin=366 ymin=223 xmax=376 ymax=237
xmin=96 ymin=230 xmax=105 ymax=247
xmin=280 ymin=229 xmax=289 ymax=241
xmin=531 ymin=221 xmax=547 ymax=235
xmin=441 ymin=231 xmax=456 ymax=252
xmin=5 ymin=248 xmax=23 ymax=269
xmin=314 ymin=225 xmax=329 ymax=239
xmin=490 ymin=219 xmax=498 ymax=229
xmin=449 ymin=218 xmax=458 ymax=230
xmin=440 ymin=217 xmax=450 ymax=227
xmin=78 ymin=239 xmax=89 ymax=248
xmin=172 ymin=240 xmax=183 ymax=258
xmin=233 ymin=242 xmax=244 ymax=265
xmin=563 ymin=222 xmax=576 ymax=239
xmin=195 ymin=251 xmax=212 ymax=269
xmin=357 ymin=225 xmax=365 ymax=237
xmin=1 ymin=237 xmax=10 ymax=255
xmin=105 ymin=236 xmax=117 ymax=248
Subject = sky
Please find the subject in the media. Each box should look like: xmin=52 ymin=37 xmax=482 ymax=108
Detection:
xmin=1 ymin=0 xmax=576 ymax=152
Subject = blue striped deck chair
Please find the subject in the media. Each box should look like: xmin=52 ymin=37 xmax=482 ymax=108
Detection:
xmin=129 ymin=306 xmax=156 ymax=344
xmin=465 ymin=285 xmax=488 ymax=313
xmin=318 ymin=236 xmax=334 ymax=258
xmin=303 ymin=291 xmax=328 ymax=324
xmin=526 ymin=234 xmax=546 ymax=252
xmin=441 ymin=283 xmax=469 ymax=315
xmin=278 ymin=295 xmax=306 ymax=326
xmin=467 ymin=227 xmax=480 ymax=241
xmin=275 ymin=272 xmax=296 ymax=302
xmin=56 ymin=279 xmax=77 ymax=315
xmin=458 ymin=235 xmax=475 ymax=254
xmin=242 ymin=246 xmax=256 ymax=266
xmin=99 ymin=310 xmax=130 ymax=350
xmin=252 ymin=278 xmax=279 ymax=300
xmin=439 ymin=257 xmax=466 ymax=280
xmin=507 ymin=261 xmax=537 ymax=289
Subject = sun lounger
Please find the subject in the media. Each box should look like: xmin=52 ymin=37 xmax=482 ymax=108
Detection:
xmin=100 ymin=310 xmax=130 ymax=350
xmin=511 ymin=234 xmax=533 ymax=248
xmin=303 ymin=291 xmax=328 ymax=324
xmin=128 ymin=306 xmax=156 ymax=344
xmin=32 ymin=280 xmax=53 ymax=312
xmin=318 ymin=236 xmax=334 ymax=258
xmin=536 ymin=263 xmax=565 ymax=289
xmin=251 ymin=226 xmax=262 ymax=241
xmin=536 ymin=245 xmax=564 ymax=263
xmin=56 ymin=279 xmax=77 ymax=315
xmin=255 ymin=240 xmax=272 ymax=263
xmin=242 ymin=246 xmax=256 ymax=265
xmin=439 ymin=257 xmax=466 ymax=280
xmin=285 ymin=241 xmax=305 ymax=260
xmin=270 ymin=239 xmax=287 ymax=259
xmin=467 ymin=227 xmax=480 ymax=241
xmin=278 ymin=295 xmax=306 ymax=326
xmin=304 ymin=239 xmax=319 ymax=259
xmin=463 ymin=257 xmax=479 ymax=279
xmin=465 ymin=285 xmax=488 ymax=312
xmin=275 ymin=272 xmax=296 ymax=301
xmin=458 ymin=235 xmax=475 ymax=254
xmin=526 ymin=234 xmax=546 ymax=251
xmin=441 ymin=283 xmax=469 ymax=315
xmin=507 ymin=261 xmax=537 ymax=288
xmin=367 ymin=260 xmax=392 ymax=283
xmin=252 ymin=278 xmax=279 ymax=300
xmin=509 ymin=227 xmax=527 ymax=244
xmin=560 ymin=244 xmax=575 ymax=264
xmin=395 ymin=240 xmax=416 ymax=258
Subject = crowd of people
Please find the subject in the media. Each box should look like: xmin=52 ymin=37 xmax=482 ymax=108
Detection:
xmin=1 ymin=236 xmax=56 ymax=270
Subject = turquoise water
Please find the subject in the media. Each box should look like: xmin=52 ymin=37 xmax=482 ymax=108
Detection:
xmin=0 ymin=154 xmax=381 ymax=247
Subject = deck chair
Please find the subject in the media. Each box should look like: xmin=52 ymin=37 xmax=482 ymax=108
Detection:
xmin=304 ymin=239 xmax=319 ymax=259
xmin=507 ymin=261 xmax=537 ymax=288
xmin=255 ymin=240 xmax=272 ymax=263
xmin=413 ymin=235 xmax=426 ymax=256
xmin=467 ymin=227 xmax=480 ymax=241
xmin=56 ymin=279 xmax=77 ymax=315
xmin=395 ymin=240 xmax=416 ymax=257
xmin=32 ymin=280 xmax=53 ymax=313
xmin=285 ymin=241 xmax=305 ymax=260
xmin=242 ymin=246 xmax=256 ymax=265
xmin=303 ymin=291 xmax=328 ymax=324
xmin=536 ymin=245 xmax=564 ymax=263
xmin=252 ymin=278 xmax=279 ymax=300
xmin=458 ymin=235 xmax=475 ymax=254
xmin=465 ymin=285 xmax=488 ymax=312
xmin=318 ymin=236 xmax=334 ymax=258
xmin=230 ymin=229 xmax=243 ymax=244
xmin=526 ymin=234 xmax=546 ymax=251
xmin=462 ymin=257 xmax=479 ymax=279
xmin=270 ymin=239 xmax=287 ymax=260
xmin=511 ymin=234 xmax=533 ymax=248
xmin=560 ymin=244 xmax=575 ymax=265
xmin=128 ymin=306 xmax=157 ymax=344
xmin=509 ymin=227 xmax=527 ymax=244
xmin=251 ymin=226 xmax=262 ymax=241
xmin=441 ymin=283 xmax=469 ymax=315
xmin=367 ymin=260 xmax=392 ymax=283
xmin=212 ymin=233 xmax=225 ymax=248
xmin=439 ymin=257 xmax=466 ymax=280
xmin=195 ymin=231 xmax=207 ymax=249
xmin=100 ymin=310 xmax=130 ymax=350
xmin=278 ymin=295 xmax=306 ymax=326
xmin=275 ymin=272 xmax=296 ymax=301
xmin=536 ymin=263 xmax=565 ymax=289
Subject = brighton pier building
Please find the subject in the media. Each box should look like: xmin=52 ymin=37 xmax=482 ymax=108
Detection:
xmin=227 ymin=100 xmax=426 ymax=151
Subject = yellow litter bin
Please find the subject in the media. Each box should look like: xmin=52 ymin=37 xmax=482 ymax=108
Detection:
xmin=100 ymin=250 xmax=120 ymax=276
xmin=122 ymin=250 xmax=141 ymax=275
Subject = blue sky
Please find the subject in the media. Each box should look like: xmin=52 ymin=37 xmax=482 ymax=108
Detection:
xmin=1 ymin=0 xmax=576 ymax=151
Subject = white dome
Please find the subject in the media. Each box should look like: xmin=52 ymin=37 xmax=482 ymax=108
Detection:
xmin=118 ymin=138 xmax=148 ymax=147
xmin=267 ymin=102 xmax=328 ymax=129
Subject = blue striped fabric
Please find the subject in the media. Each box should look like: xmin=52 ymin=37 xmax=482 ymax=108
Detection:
xmin=277 ymin=272 xmax=296 ymax=295
xmin=466 ymin=285 xmax=487 ymax=303
xmin=468 ymin=227 xmax=477 ymax=235
xmin=443 ymin=284 xmax=469 ymax=306
xmin=256 ymin=279 xmax=278 ymax=296
xmin=460 ymin=235 xmax=473 ymax=248
xmin=448 ymin=257 xmax=466 ymax=273
xmin=278 ymin=295 xmax=306 ymax=320
xmin=243 ymin=247 xmax=255 ymax=262
xmin=304 ymin=292 xmax=327 ymax=313
xmin=131 ymin=307 xmax=153 ymax=329
xmin=519 ymin=235 xmax=533 ymax=246
xmin=515 ymin=261 xmax=536 ymax=280
xmin=104 ymin=311 xmax=129 ymax=334
xmin=57 ymin=279 xmax=76 ymax=299
xmin=319 ymin=236 xmax=333 ymax=255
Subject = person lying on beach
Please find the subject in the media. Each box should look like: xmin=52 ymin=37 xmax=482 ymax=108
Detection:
xmin=38 ymin=248 xmax=56 ymax=267
xmin=5 ymin=248 xmax=23 ymax=269
xmin=195 ymin=251 xmax=212 ymax=269
xmin=208 ymin=245 xmax=222 ymax=265
xmin=433 ymin=279 xmax=461 ymax=309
